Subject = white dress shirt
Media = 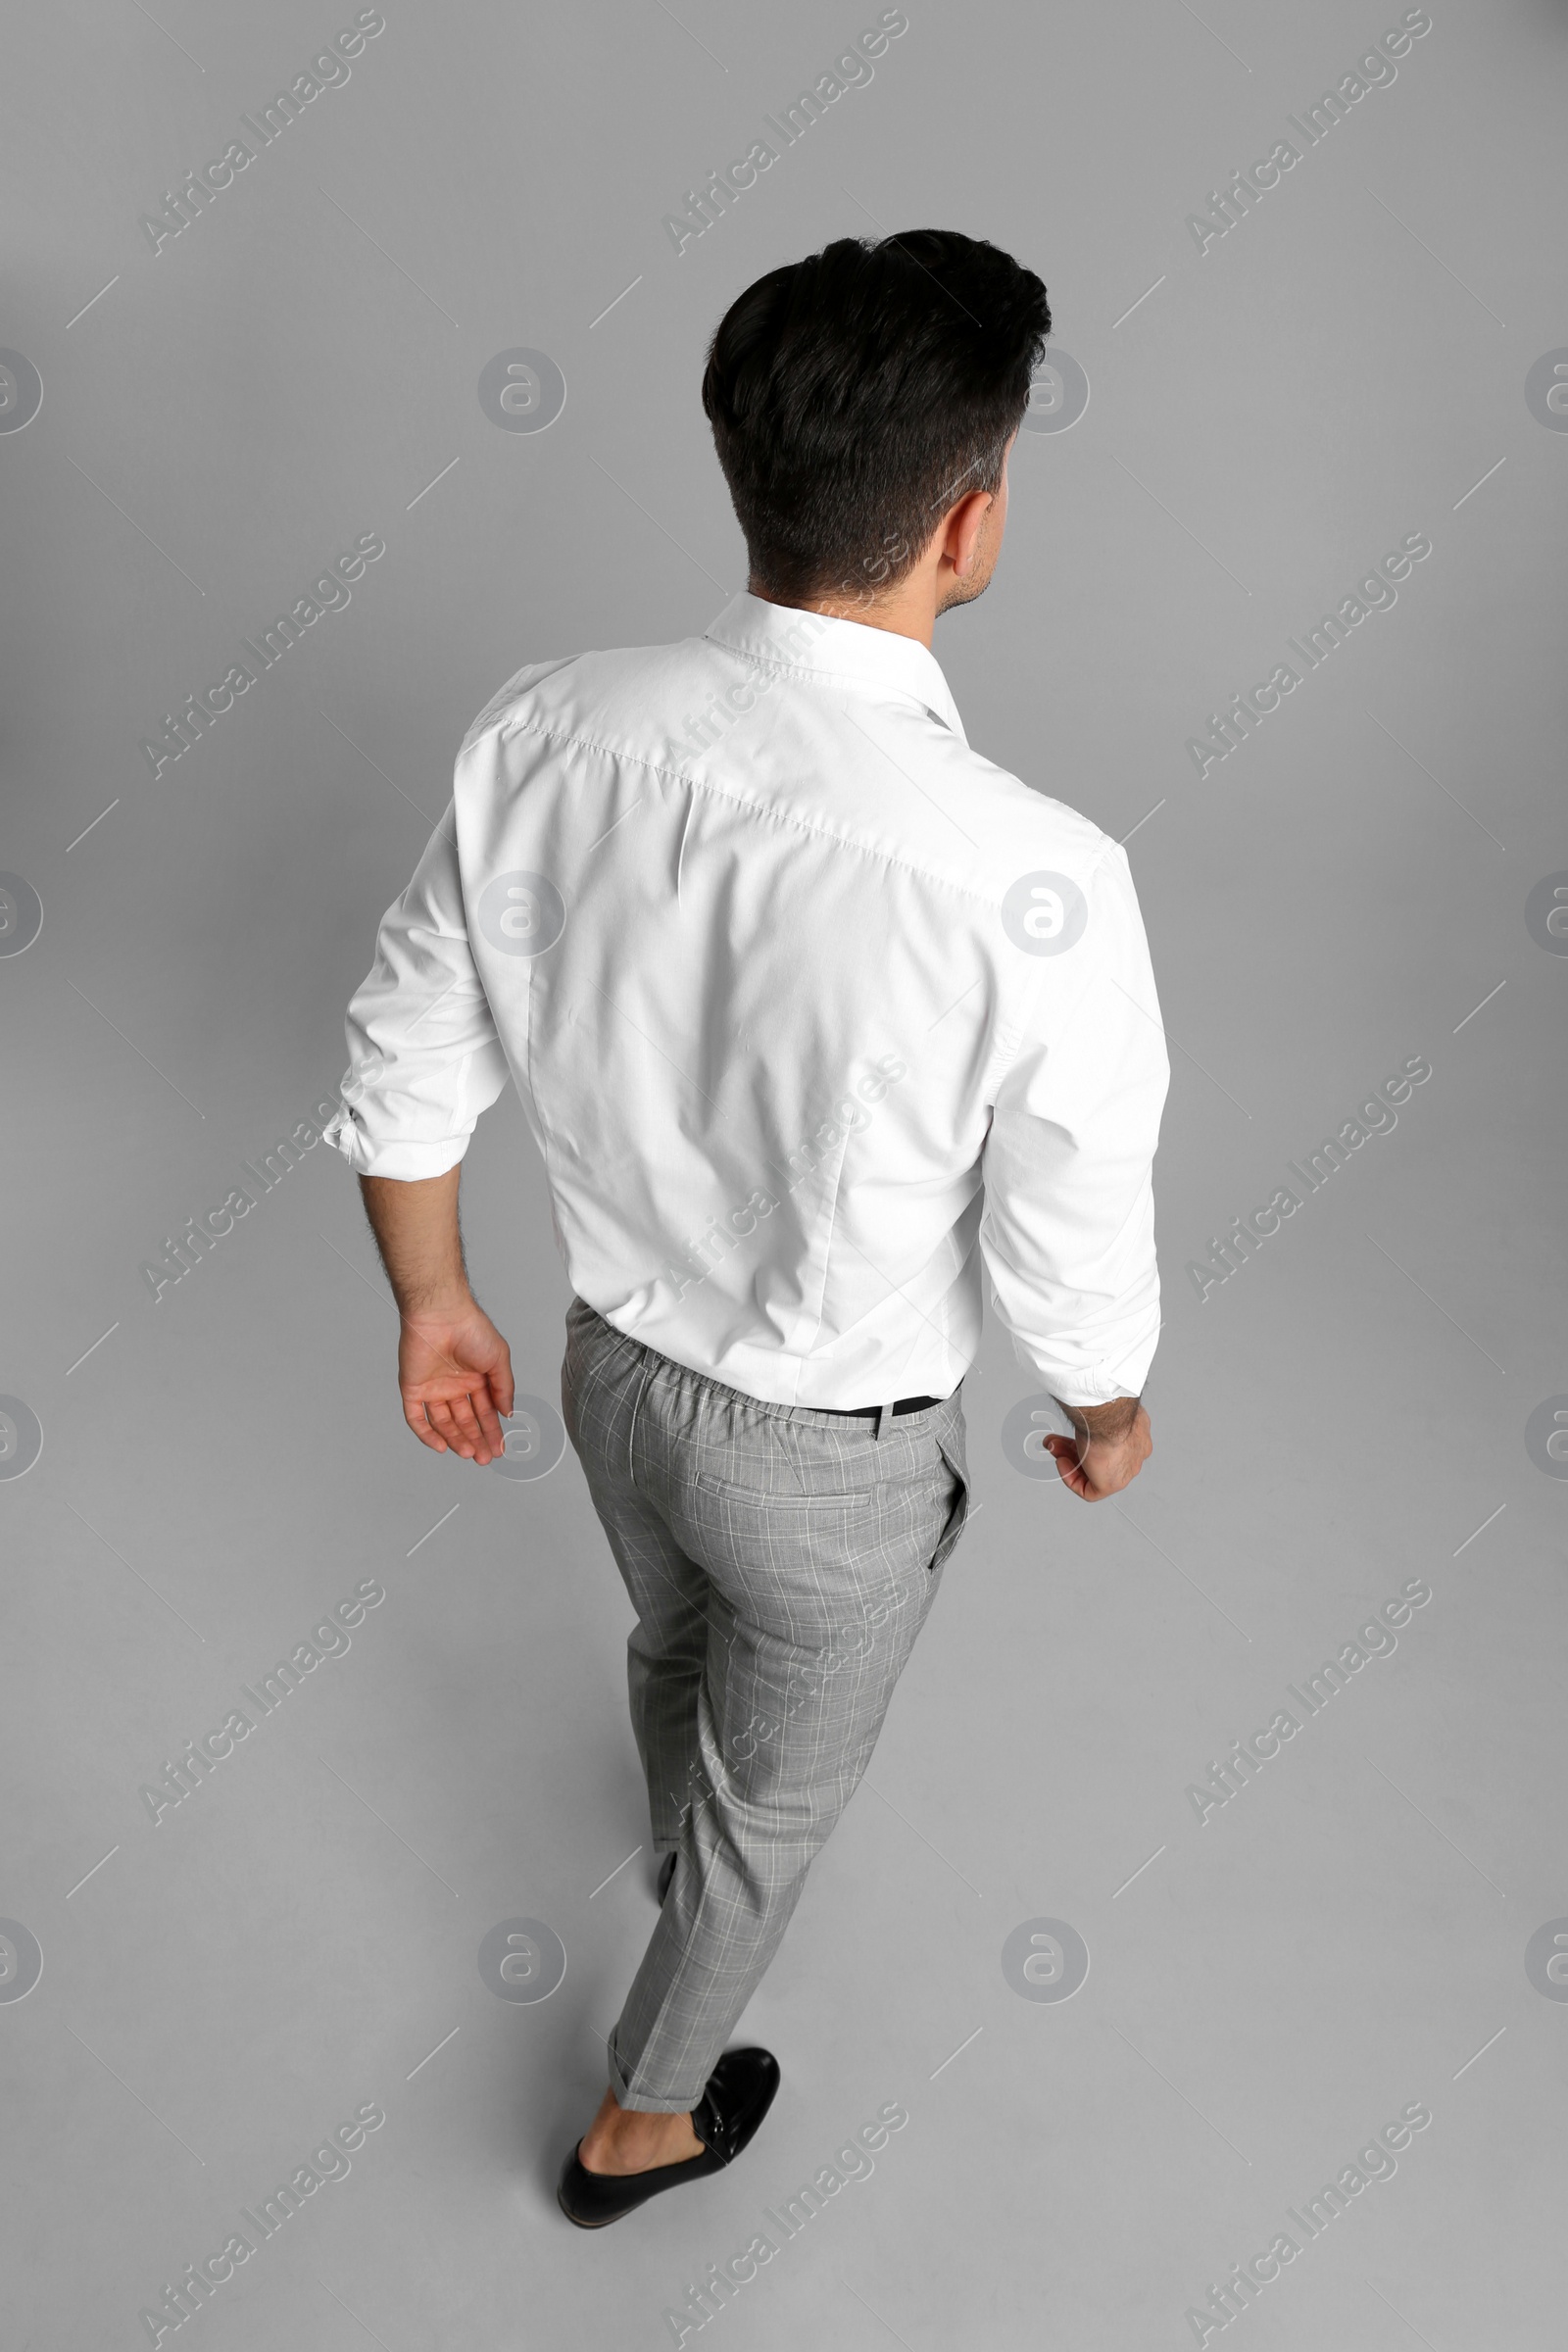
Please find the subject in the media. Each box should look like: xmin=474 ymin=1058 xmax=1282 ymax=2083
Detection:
xmin=324 ymin=592 xmax=1169 ymax=1409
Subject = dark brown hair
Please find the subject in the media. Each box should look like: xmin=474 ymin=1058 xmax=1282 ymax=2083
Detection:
xmin=702 ymin=229 xmax=1051 ymax=602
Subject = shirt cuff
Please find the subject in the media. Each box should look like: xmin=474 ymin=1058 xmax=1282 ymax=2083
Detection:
xmin=1046 ymin=1373 xmax=1145 ymax=1409
xmin=320 ymin=1106 xmax=467 ymax=1182
xmin=1008 ymin=1326 xmax=1159 ymax=1408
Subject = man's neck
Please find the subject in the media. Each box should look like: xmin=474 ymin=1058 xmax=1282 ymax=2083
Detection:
xmin=748 ymin=576 xmax=937 ymax=651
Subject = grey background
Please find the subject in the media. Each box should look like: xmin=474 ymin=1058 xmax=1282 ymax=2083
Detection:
xmin=3 ymin=1 xmax=1564 ymax=2344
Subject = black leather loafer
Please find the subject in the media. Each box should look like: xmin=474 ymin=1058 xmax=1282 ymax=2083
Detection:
xmin=657 ymin=1851 xmax=676 ymax=1905
xmin=555 ymin=2047 xmax=780 ymax=2229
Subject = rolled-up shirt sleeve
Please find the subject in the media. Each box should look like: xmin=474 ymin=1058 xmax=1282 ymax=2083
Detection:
xmin=322 ymin=801 xmax=511 ymax=1181
xmin=978 ymin=840 xmax=1170 ymax=1406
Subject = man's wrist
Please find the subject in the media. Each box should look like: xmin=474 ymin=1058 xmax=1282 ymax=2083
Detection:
xmin=398 ymin=1284 xmax=475 ymax=1324
xmin=1054 ymin=1393 xmax=1143 ymax=1442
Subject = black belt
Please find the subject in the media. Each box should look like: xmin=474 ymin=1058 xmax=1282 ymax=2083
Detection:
xmin=814 ymin=1391 xmax=949 ymax=1421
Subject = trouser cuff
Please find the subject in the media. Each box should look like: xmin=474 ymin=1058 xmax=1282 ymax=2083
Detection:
xmin=606 ymin=2022 xmax=704 ymax=2115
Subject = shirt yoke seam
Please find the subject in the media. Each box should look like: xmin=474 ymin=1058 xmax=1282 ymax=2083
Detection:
xmin=489 ymin=710 xmax=1117 ymax=913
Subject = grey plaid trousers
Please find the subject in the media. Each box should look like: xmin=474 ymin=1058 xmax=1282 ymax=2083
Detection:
xmin=561 ymin=1295 xmax=971 ymax=2111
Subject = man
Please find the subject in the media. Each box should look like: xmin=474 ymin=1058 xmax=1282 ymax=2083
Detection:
xmin=325 ymin=229 xmax=1169 ymax=2229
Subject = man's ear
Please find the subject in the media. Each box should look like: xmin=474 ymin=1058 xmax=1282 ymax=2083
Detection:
xmin=948 ymin=488 xmax=996 ymax=580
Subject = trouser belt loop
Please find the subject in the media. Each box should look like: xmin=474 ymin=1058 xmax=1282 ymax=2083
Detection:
xmin=873 ymin=1399 xmax=894 ymax=1442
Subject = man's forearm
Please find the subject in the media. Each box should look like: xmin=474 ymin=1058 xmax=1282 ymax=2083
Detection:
xmin=360 ymin=1168 xmax=471 ymax=1316
xmin=356 ymin=1168 xmax=514 ymax=1466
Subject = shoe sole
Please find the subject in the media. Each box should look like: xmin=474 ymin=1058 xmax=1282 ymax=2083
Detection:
xmin=556 ymin=2183 xmax=616 ymax=2230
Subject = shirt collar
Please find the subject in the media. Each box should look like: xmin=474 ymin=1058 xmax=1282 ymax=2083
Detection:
xmin=703 ymin=591 xmax=967 ymax=743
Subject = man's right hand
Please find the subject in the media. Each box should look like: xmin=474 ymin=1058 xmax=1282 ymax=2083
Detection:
xmin=397 ymin=1298 xmax=515 ymax=1465
xmin=1042 ymin=1396 xmax=1151 ymax=1501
